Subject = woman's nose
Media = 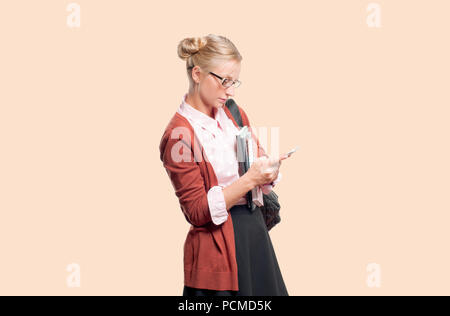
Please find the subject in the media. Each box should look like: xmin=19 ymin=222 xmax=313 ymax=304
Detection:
xmin=225 ymin=85 xmax=235 ymax=97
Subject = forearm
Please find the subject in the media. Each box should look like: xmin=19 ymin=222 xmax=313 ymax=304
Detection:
xmin=222 ymin=174 xmax=255 ymax=211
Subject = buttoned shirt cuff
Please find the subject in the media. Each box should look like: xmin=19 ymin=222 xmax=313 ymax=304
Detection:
xmin=261 ymin=171 xmax=282 ymax=195
xmin=207 ymin=185 xmax=228 ymax=225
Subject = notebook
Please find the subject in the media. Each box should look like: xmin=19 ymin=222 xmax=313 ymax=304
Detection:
xmin=236 ymin=126 xmax=264 ymax=210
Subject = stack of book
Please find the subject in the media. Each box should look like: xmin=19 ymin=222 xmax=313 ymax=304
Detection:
xmin=236 ymin=126 xmax=264 ymax=211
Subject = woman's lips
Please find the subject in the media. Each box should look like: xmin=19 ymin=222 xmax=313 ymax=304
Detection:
xmin=218 ymin=98 xmax=227 ymax=103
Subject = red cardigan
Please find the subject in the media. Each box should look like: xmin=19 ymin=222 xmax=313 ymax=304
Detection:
xmin=159 ymin=102 xmax=268 ymax=291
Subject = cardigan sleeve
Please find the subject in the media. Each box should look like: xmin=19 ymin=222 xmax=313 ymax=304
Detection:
xmin=261 ymin=171 xmax=282 ymax=194
xmin=159 ymin=128 xmax=215 ymax=227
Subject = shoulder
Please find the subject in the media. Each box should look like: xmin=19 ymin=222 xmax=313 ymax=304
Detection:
xmin=159 ymin=112 xmax=195 ymax=159
xmin=223 ymin=99 xmax=251 ymax=127
xmin=236 ymin=103 xmax=251 ymax=126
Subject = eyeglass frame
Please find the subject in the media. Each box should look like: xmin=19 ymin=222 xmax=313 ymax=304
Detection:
xmin=209 ymin=71 xmax=241 ymax=88
xmin=187 ymin=65 xmax=241 ymax=88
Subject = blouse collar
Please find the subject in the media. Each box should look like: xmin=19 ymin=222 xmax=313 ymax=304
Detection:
xmin=178 ymin=93 xmax=225 ymax=135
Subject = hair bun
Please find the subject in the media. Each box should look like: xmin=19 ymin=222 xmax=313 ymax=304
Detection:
xmin=177 ymin=36 xmax=207 ymax=60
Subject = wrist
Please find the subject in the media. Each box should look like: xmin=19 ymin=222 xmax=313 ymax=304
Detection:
xmin=242 ymin=173 xmax=256 ymax=191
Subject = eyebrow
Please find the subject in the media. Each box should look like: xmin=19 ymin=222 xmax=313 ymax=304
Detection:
xmin=223 ymin=74 xmax=238 ymax=80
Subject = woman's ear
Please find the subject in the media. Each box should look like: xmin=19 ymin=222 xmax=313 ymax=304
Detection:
xmin=191 ymin=66 xmax=202 ymax=84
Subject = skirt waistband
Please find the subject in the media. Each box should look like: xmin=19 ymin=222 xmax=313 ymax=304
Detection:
xmin=230 ymin=203 xmax=252 ymax=212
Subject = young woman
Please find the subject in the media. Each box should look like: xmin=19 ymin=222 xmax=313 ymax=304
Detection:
xmin=159 ymin=34 xmax=288 ymax=296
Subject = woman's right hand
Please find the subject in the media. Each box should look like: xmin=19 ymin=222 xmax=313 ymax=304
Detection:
xmin=246 ymin=156 xmax=281 ymax=188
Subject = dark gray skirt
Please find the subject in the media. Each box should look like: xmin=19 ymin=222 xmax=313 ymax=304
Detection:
xmin=183 ymin=203 xmax=288 ymax=296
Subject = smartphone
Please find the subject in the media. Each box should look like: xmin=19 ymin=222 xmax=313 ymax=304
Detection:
xmin=264 ymin=146 xmax=300 ymax=172
xmin=281 ymin=146 xmax=299 ymax=160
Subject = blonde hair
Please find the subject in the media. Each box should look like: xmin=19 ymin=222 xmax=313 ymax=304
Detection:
xmin=177 ymin=34 xmax=242 ymax=84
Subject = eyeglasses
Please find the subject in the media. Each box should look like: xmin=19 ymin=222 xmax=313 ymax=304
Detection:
xmin=209 ymin=72 xmax=241 ymax=88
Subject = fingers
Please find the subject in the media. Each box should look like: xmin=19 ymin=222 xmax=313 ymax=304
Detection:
xmin=272 ymin=170 xmax=279 ymax=182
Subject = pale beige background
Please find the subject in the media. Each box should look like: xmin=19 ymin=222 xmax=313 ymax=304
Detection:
xmin=0 ymin=0 xmax=449 ymax=295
